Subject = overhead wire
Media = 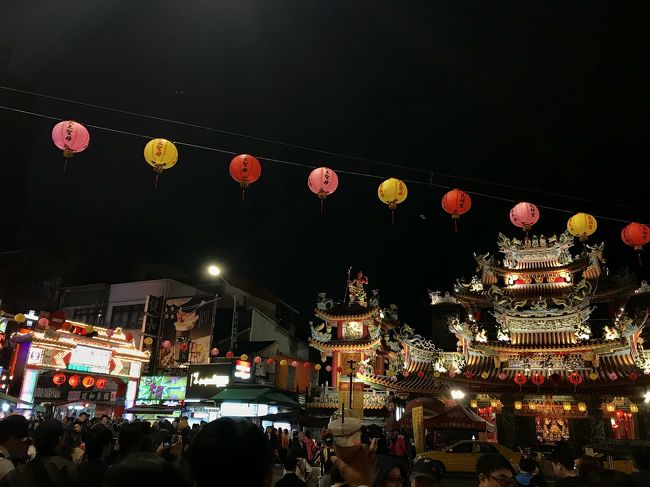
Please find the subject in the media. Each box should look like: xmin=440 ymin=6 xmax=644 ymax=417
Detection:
xmin=0 ymin=103 xmax=641 ymax=226
xmin=2 ymin=84 xmax=648 ymax=215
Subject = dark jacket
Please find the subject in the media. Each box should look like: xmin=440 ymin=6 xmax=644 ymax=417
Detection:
xmin=373 ymin=454 xmax=407 ymax=487
xmin=0 ymin=456 xmax=79 ymax=487
xmin=630 ymin=470 xmax=650 ymax=487
xmin=275 ymin=472 xmax=308 ymax=487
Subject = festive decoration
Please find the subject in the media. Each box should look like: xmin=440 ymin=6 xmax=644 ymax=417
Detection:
xmin=608 ymin=372 xmax=618 ymax=381
xmin=498 ymin=372 xmax=507 ymax=381
xmin=433 ymin=371 xmax=440 ymax=378
xmin=528 ymin=402 xmax=537 ymax=411
xmin=563 ymin=402 xmax=572 ymax=411
xmin=125 ymin=333 xmax=134 ymax=342
xmin=53 ymin=373 xmax=66 ymax=386
xmin=622 ymin=222 xmax=650 ymax=264
xmin=589 ymin=372 xmax=598 ymax=381
xmin=226 ymin=351 xmax=234 ymax=359
xmin=325 ymin=365 xmax=332 ymax=372
xmin=629 ymin=372 xmax=638 ymax=381
xmin=402 ymin=371 xmax=410 ymax=378
xmin=51 ymin=120 xmax=90 ymax=174
xmin=490 ymin=398 xmax=498 ymax=408
xmin=68 ymin=375 xmax=80 ymax=388
xmin=448 ymin=372 xmax=456 ymax=378
xmin=13 ymin=313 xmax=26 ymax=324
xmin=280 ymin=359 xmax=288 ymax=367
xmin=514 ymin=372 xmax=527 ymax=385
xmin=291 ymin=360 xmax=299 ymax=368
xmin=96 ymin=378 xmax=108 ymax=389
xmin=378 ymin=178 xmax=408 ymax=223
xmin=144 ymin=138 xmax=178 ymax=189
xmin=82 ymin=376 xmax=95 ymax=388
xmin=630 ymin=403 xmax=639 ymax=413
xmin=531 ymin=372 xmax=545 ymax=386
xmin=267 ymin=358 xmax=274 ymax=365
xmin=229 ymin=154 xmax=261 ymax=201
xmin=441 ymin=188 xmax=472 ymax=233
xmin=162 ymin=340 xmax=171 ymax=349
xmin=550 ymin=373 xmax=562 ymax=385
xmin=143 ymin=337 xmax=153 ymax=346
xmin=514 ymin=401 xmax=523 ymax=410
xmin=465 ymin=371 xmax=473 ymax=379
xmin=567 ymin=213 xmax=597 ymax=241
xmin=510 ymin=202 xmax=539 ymax=232
xmin=390 ymin=375 xmax=398 ymax=382
xmin=578 ymin=402 xmax=587 ymax=412
xmin=210 ymin=348 xmax=220 ymax=357
xmin=38 ymin=317 xmax=49 ymax=328
xmin=308 ymin=167 xmax=339 ymax=214
xmin=470 ymin=399 xmax=478 ymax=408
xmin=303 ymin=362 xmax=311 ymax=369
xmin=314 ymin=364 xmax=321 ymax=371
xmin=417 ymin=371 xmax=425 ymax=378
xmin=240 ymin=354 xmax=249 ymax=361
xmin=179 ymin=343 xmax=188 ymax=351
xmin=481 ymin=371 xmax=489 ymax=380
xmin=336 ymin=366 xmax=342 ymax=373
xmin=606 ymin=403 xmax=616 ymax=412
xmin=106 ymin=329 xmax=114 ymax=338
xmin=568 ymin=372 xmax=583 ymax=386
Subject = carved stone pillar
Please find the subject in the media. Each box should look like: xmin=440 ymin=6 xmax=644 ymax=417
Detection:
xmin=587 ymin=397 xmax=606 ymax=446
xmin=497 ymin=393 xmax=517 ymax=450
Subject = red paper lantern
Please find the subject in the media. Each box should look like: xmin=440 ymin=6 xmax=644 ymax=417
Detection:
xmin=568 ymin=372 xmax=583 ymax=385
xmin=417 ymin=371 xmax=425 ymax=378
xmin=96 ymin=378 xmax=108 ymax=389
xmin=448 ymin=372 xmax=456 ymax=378
xmin=229 ymin=154 xmax=261 ymax=200
xmin=210 ymin=347 xmax=220 ymax=357
xmin=622 ymin=223 xmax=650 ymax=264
xmin=125 ymin=333 xmax=134 ymax=342
xmin=510 ymin=202 xmax=540 ymax=232
xmin=51 ymin=120 xmax=90 ymax=174
xmin=303 ymin=362 xmax=311 ymax=369
xmin=498 ymin=372 xmax=507 ymax=381
xmin=531 ymin=372 xmax=545 ymax=386
xmin=254 ymin=356 xmax=262 ymax=364
xmin=179 ymin=343 xmax=188 ymax=351
xmin=162 ymin=340 xmax=171 ymax=349
xmin=514 ymin=373 xmax=527 ymax=385
xmin=609 ymin=372 xmax=618 ymax=381
xmin=106 ymin=329 xmax=114 ymax=337
xmin=465 ymin=371 xmax=473 ymax=379
xmin=441 ymin=189 xmax=472 ymax=233
xmin=226 ymin=351 xmax=234 ymax=358
xmin=267 ymin=358 xmax=274 ymax=365
xmin=38 ymin=317 xmax=49 ymax=328
xmin=68 ymin=375 xmax=80 ymax=388
xmin=336 ymin=366 xmax=342 ymax=373
xmin=629 ymin=372 xmax=638 ymax=381
xmin=82 ymin=376 xmax=95 ymax=388
xmin=53 ymin=373 xmax=66 ymax=386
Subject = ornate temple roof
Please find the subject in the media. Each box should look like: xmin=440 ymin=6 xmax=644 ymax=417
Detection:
xmin=358 ymin=371 xmax=448 ymax=394
xmin=309 ymin=336 xmax=383 ymax=353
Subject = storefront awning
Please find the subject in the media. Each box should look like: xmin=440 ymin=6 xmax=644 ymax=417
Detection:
xmin=211 ymin=387 xmax=299 ymax=408
xmin=123 ymin=405 xmax=183 ymax=415
xmin=0 ymin=391 xmax=45 ymax=412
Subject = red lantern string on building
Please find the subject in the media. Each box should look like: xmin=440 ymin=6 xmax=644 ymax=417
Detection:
xmin=336 ymin=366 xmax=342 ymax=373
xmin=267 ymin=358 xmax=275 ymax=366
xmin=308 ymin=167 xmax=339 ymax=214
xmin=68 ymin=375 xmax=80 ymax=388
xmin=226 ymin=351 xmax=234 ymax=359
xmin=417 ymin=371 xmax=425 ymax=378
xmin=402 ymin=371 xmax=410 ymax=378
xmin=82 ymin=376 xmax=95 ymax=388
xmin=609 ymin=372 xmax=618 ymax=381
xmin=303 ymin=362 xmax=311 ymax=369
xmin=629 ymin=372 xmax=638 ymax=381
xmin=179 ymin=343 xmax=188 ymax=351
xmin=210 ymin=348 xmax=220 ymax=357
xmin=441 ymin=189 xmax=472 ymax=233
xmin=514 ymin=373 xmax=527 ymax=386
xmin=465 ymin=371 xmax=473 ymax=379
xmin=531 ymin=372 xmax=545 ymax=386
xmin=325 ymin=365 xmax=332 ymax=372
xmin=568 ymin=372 xmax=583 ymax=386
xmin=291 ymin=361 xmax=299 ymax=368
xmin=510 ymin=202 xmax=540 ymax=233
xmin=125 ymin=333 xmax=134 ymax=342
xmin=96 ymin=378 xmax=108 ymax=389
xmin=498 ymin=372 xmax=507 ymax=381
xmin=52 ymin=373 xmax=66 ymax=386
xmin=621 ymin=222 xmax=650 ymax=265
xmin=51 ymin=120 xmax=90 ymax=174
xmin=229 ymin=154 xmax=261 ymax=202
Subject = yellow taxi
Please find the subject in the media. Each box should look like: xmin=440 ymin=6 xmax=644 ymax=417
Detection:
xmin=418 ymin=440 xmax=521 ymax=475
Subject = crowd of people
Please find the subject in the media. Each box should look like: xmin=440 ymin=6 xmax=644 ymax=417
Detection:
xmin=0 ymin=413 xmax=649 ymax=487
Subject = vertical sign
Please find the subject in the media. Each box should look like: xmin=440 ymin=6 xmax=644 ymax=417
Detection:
xmin=338 ymin=382 xmax=365 ymax=420
xmin=141 ymin=295 xmax=163 ymax=373
xmin=412 ymin=405 xmax=424 ymax=454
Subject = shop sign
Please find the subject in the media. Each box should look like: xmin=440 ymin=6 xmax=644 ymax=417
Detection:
xmin=68 ymin=345 xmax=111 ymax=374
xmin=234 ymin=360 xmax=251 ymax=380
xmin=187 ymin=364 xmax=231 ymax=398
xmin=68 ymin=390 xmax=115 ymax=402
xmin=28 ymin=347 xmax=44 ymax=365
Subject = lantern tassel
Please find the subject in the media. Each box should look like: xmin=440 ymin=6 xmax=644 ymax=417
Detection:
xmin=454 ymin=219 xmax=458 ymax=234
xmin=320 ymin=198 xmax=324 ymax=216
xmin=154 ymin=173 xmax=159 ymax=190
xmin=241 ymin=188 xmax=246 ymax=203
xmin=391 ymin=209 xmax=395 ymax=225
xmin=62 ymin=159 xmax=68 ymax=175
xmin=638 ymin=250 xmax=643 ymax=267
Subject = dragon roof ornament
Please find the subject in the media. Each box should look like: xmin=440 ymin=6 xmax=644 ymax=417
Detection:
xmin=428 ymin=290 xmax=459 ymax=305
xmin=635 ymin=281 xmax=650 ymax=295
xmin=396 ymin=324 xmax=443 ymax=360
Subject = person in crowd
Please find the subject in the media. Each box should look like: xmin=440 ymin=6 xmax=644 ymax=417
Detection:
xmin=548 ymin=447 xmax=579 ymax=487
xmin=410 ymin=457 xmax=439 ymax=487
xmin=100 ymin=415 xmax=110 ymax=426
xmin=78 ymin=423 xmax=113 ymax=487
xmin=276 ymin=450 xmax=308 ymax=487
xmin=0 ymin=415 xmax=29 ymax=480
xmin=77 ymin=412 xmax=89 ymax=428
xmin=103 ymin=452 xmax=188 ymax=487
xmin=515 ymin=457 xmax=542 ymax=486
xmin=304 ymin=430 xmax=316 ymax=464
xmin=114 ymin=421 xmax=152 ymax=461
xmin=281 ymin=428 xmax=290 ymax=463
xmin=577 ymin=455 xmax=602 ymax=482
xmin=392 ymin=431 xmax=409 ymax=471
xmin=477 ymin=453 xmax=516 ymax=487
xmin=319 ymin=436 xmax=335 ymax=476
xmin=0 ymin=419 xmax=78 ymax=487
xmin=190 ymin=417 xmax=273 ymax=487
xmin=630 ymin=446 xmax=650 ymax=486
xmin=584 ymin=469 xmax=638 ymax=487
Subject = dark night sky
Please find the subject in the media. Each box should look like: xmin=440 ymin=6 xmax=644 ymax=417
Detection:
xmin=1 ymin=1 xmax=649 ymax=332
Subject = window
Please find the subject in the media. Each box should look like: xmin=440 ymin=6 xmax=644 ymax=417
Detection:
xmin=72 ymin=308 xmax=102 ymax=325
xmin=286 ymin=366 xmax=296 ymax=391
xmin=478 ymin=443 xmax=498 ymax=454
xmin=111 ymin=304 xmax=145 ymax=329
xmin=448 ymin=442 xmax=473 ymax=453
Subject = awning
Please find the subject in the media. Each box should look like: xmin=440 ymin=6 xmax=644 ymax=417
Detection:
xmin=211 ymin=387 xmax=299 ymax=408
xmin=123 ymin=405 xmax=183 ymax=415
xmin=0 ymin=391 xmax=45 ymax=411
xmin=427 ymin=405 xmax=491 ymax=431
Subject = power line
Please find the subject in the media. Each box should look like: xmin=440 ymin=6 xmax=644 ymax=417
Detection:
xmin=0 ymin=103 xmax=640 ymax=226
xmin=2 ymin=84 xmax=648 ymax=214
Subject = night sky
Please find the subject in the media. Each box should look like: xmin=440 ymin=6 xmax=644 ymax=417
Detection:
xmin=1 ymin=1 xmax=649 ymax=333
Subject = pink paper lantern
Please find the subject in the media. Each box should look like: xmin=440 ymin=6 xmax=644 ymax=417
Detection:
xmin=308 ymin=167 xmax=339 ymax=214
xmin=448 ymin=372 xmax=456 ymax=378
xmin=498 ymin=372 xmax=507 ymax=381
xmin=38 ymin=317 xmax=49 ymax=328
xmin=325 ymin=365 xmax=332 ymax=372
xmin=390 ymin=375 xmax=398 ymax=382
xmin=290 ymin=360 xmax=299 ymax=368
xmin=510 ymin=202 xmax=540 ymax=231
xmin=210 ymin=347 xmax=219 ymax=356
xmin=106 ymin=329 xmax=114 ymax=337
xmin=51 ymin=120 xmax=90 ymax=174
xmin=402 ymin=371 xmax=409 ymax=378
xmin=162 ymin=340 xmax=171 ymax=349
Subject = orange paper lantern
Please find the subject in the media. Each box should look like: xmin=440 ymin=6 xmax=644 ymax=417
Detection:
xmin=441 ymin=189 xmax=471 ymax=233
xmin=229 ymin=154 xmax=261 ymax=201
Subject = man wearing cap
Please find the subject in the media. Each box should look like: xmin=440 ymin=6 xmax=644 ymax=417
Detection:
xmin=0 ymin=415 xmax=29 ymax=480
xmin=410 ymin=457 xmax=440 ymax=486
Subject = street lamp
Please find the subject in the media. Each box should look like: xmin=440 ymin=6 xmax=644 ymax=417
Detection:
xmin=206 ymin=263 xmax=238 ymax=353
xmin=450 ymin=389 xmax=465 ymax=400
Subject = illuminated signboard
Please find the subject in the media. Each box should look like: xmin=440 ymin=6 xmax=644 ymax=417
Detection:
xmin=27 ymin=347 xmax=44 ymax=365
xmin=68 ymin=345 xmax=112 ymax=374
xmin=234 ymin=360 xmax=251 ymax=380
xmin=137 ymin=376 xmax=187 ymax=402
xmin=187 ymin=364 xmax=231 ymax=399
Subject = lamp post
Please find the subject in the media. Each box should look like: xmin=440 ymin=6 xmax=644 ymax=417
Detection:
xmin=207 ymin=264 xmax=238 ymax=353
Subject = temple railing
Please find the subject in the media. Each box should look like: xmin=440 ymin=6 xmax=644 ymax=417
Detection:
xmin=307 ymin=385 xmax=389 ymax=409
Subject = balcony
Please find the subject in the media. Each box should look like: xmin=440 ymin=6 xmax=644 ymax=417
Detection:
xmin=307 ymin=385 xmax=389 ymax=409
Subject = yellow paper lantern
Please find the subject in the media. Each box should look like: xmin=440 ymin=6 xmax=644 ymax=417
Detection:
xmin=280 ymin=359 xmax=287 ymax=367
xmin=240 ymin=354 xmax=249 ymax=361
xmin=490 ymin=399 xmax=498 ymax=408
xmin=514 ymin=401 xmax=523 ymax=410
xmin=528 ymin=402 xmax=537 ymax=411
xmin=387 ymin=370 xmax=394 ymax=377
xmin=144 ymin=138 xmax=178 ymax=188
xmin=630 ymin=403 xmax=639 ymax=413
xmin=563 ymin=402 xmax=572 ymax=411
xmin=567 ymin=213 xmax=597 ymax=241
xmin=606 ymin=403 xmax=615 ymax=412
xmin=14 ymin=313 xmax=26 ymax=324
xmin=378 ymin=178 xmax=408 ymax=223
xmin=314 ymin=364 xmax=321 ymax=371
xmin=433 ymin=371 xmax=440 ymax=378
xmin=578 ymin=402 xmax=587 ymax=412
xmin=470 ymin=399 xmax=478 ymax=408
xmin=143 ymin=337 xmax=153 ymax=346
xmin=481 ymin=372 xmax=489 ymax=380
xmin=589 ymin=372 xmax=598 ymax=381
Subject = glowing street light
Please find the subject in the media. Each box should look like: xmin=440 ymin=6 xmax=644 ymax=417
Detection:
xmin=207 ymin=265 xmax=221 ymax=277
xmin=451 ymin=389 xmax=465 ymax=400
